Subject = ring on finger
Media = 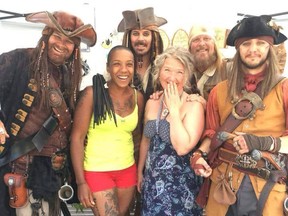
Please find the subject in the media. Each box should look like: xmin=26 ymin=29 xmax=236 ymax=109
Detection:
xmin=0 ymin=128 xmax=4 ymax=134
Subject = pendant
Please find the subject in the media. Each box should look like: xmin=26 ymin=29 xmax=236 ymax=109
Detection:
xmin=162 ymin=108 xmax=169 ymax=117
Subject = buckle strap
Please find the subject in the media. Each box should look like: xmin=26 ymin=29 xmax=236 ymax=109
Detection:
xmin=218 ymin=148 xmax=271 ymax=180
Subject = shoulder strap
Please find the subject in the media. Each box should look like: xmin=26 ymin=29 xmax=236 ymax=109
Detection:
xmin=49 ymin=75 xmax=72 ymax=133
xmin=211 ymin=76 xmax=285 ymax=151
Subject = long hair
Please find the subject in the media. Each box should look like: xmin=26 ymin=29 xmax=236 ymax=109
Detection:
xmin=122 ymin=29 xmax=164 ymax=67
xmin=29 ymin=29 xmax=82 ymax=112
xmin=228 ymin=46 xmax=282 ymax=102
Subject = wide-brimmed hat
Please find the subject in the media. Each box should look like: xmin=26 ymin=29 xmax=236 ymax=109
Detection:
xmin=117 ymin=7 xmax=167 ymax=32
xmin=226 ymin=15 xmax=287 ymax=46
xmin=26 ymin=11 xmax=97 ymax=47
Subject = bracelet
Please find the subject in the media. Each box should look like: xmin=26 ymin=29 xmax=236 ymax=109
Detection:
xmin=192 ymin=149 xmax=208 ymax=160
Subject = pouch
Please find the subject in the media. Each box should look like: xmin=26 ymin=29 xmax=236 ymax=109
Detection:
xmin=4 ymin=173 xmax=28 ymax=208
xmin=213 ymin=174 xmax=236 ymax=205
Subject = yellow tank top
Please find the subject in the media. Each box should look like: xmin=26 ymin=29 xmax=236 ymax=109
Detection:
xmin=84 ymin=90 xmax=138 ymax=171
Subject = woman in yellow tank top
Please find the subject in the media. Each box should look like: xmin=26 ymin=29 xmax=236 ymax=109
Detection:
xmin=70 ymin=45 xmax=144 ymax=215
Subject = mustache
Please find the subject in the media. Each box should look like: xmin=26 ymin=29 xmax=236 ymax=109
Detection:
xmin=134 ymin=41 xmax=147 ymax=46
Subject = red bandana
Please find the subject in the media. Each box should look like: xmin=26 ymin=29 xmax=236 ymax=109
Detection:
xmin=244 ymin=72 xmax=264 ymax=92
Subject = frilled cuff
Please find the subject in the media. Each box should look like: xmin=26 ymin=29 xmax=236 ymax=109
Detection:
xmin=0 ymin=110 xmax=5 ymax=122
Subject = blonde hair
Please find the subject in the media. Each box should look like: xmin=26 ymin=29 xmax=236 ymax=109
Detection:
xmin=152 ymin=46 xmax=195 ymax=92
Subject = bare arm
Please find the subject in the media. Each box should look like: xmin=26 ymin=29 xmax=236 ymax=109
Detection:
xmin=70 ymin=86 xmax=94 ymax=207
xmin=166 ymin=83 xmax=205 ymax=155
xmin=137 ymin=100 xmax=151 ymax=193
xmin=132 ymin=91 xmax=145 ymax=164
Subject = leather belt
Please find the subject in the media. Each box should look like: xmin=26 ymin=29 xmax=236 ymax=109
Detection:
xmin=0 ymin=115 xmax=58 ymax=167
xmin=218 ymin=148 xmax=270 ymax=180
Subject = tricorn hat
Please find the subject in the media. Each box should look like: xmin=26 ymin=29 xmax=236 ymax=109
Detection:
xmin=26 ymin=11 xmax=97 ymax=47
xmin=117 ymin=7 xmax=167 ymax=32
xmin=226 ymin=15 xmax=287 ymax=46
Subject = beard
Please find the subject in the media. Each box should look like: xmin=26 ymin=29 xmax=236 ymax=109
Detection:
xmin=240 ymin=55 xmax=268 ymax=69
xmin=193 ymin=53 xmax=217 ymax=72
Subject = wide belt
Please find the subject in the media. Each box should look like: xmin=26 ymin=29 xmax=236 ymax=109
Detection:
xmin=0 ymin=115 xmax=58 ymax=167
xmin=218 ymin=148 xmax=270 ymax=180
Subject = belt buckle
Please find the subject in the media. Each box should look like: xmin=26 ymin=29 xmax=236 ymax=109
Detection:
xmin=235 ymin=154 xmax=257 ymax=168
xmin=257 ymin=168 xmax=270 ymax=180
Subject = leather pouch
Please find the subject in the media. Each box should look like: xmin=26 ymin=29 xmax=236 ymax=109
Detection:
xmin=213 ymin=174 xmax=236 ymax=205
xmin=4 ymin=173 xmax=28 ymax=208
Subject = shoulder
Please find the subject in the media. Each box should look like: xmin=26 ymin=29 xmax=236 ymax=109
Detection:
xmin=78 ymin=86 xmax=93 ymax=102
xmin=82 ymin=85 xmax=93 ymax=95
xmin=135 ymin=89 xmax=145 ymax=112
xmin=183 ymin=92 xmax=204 ymax=112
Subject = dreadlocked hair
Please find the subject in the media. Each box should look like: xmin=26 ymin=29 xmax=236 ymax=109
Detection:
xmin=92 ymin=74 xmax=117 ymax=127
xmin=228 ymin=46 xmax=282 ymax=103
xmin=30 ymin=35 xmax=50 ymax=109
xmin=122 ymin=30 xmax=164 ymax=64
xmin=63 ymin=46 xmax=82 ymax=111
xmin=30 ymin=33 xmax=82 ymax=112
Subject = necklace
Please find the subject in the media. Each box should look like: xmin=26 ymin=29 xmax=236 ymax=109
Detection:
xmin=162 ymin=100 xmax=169 ymax=117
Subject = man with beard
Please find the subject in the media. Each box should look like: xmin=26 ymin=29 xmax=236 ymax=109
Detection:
xmin=0 ymin=11 xmax=96 ymax=216
xmin=188 ymin=26 xmax=231 ymax=100
xmin=117 ymin=7 xmax=167 ymax=102
xmin=190 ymin=15 xmax=288 ymax=215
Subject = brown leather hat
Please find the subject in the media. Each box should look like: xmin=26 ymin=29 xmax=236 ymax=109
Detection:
xmin=226 ymin=15 xmax=287 ymax=46
xmin=26 ymin=11 xmax=97 ymax=47
xmin=117 ymin=7 xmax=167 ymax=32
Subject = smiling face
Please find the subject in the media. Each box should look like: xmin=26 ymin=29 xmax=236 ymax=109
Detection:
xmin=239 ymin=38 xmax=270 ymax=72
xmin=107 ymin=48 xmax=135 ymax=88
xmin=130 ymin=29 xmax=152 ymax=56
xmin=159 ymin=57 xmax=185 ymax=94
xmin=189 ymin=34 xmax=216 ymax=71
xmin=47 ymin=31 xmax=75 ymax=66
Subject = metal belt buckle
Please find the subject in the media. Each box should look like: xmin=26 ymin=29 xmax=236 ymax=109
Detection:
xmin=256 ymin=168 xmax=270 ymax=180
xmin=232 ymin=90 xmax=265 ymax=120
xmin=235 ymin=154 xmax=257 ymax=168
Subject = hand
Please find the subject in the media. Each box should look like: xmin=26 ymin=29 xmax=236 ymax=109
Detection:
xmin=190 ymin=155 xmax=212 ymax=178
xmin=137 ymin=172 xmax=143 ymax=193
xmin=236 ymin=132 xmax=280 ymax=153
xmin=195 ymin=157 xmax=212 ymax=177
xmin=186 ymin=94 xmax=206 ymax=111
xmin=0 ymin=121 xmax=9 ymax=145
xmin=232 ymin=132 xmax=249 ymax=154
xmin=77 ymin=182 xmax=95 ymax=208
xmin=164 ymin=82 xmax=182 ymax=115
xmin=149 ymin=90 xmax=163 ymax=100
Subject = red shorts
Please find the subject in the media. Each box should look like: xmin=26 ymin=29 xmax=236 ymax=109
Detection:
xmin=84 ymin=163 xmax=137 ymax=192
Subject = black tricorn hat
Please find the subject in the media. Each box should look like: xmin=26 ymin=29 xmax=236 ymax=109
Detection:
xmin=226 ymin=15 xmax=287 ymax=46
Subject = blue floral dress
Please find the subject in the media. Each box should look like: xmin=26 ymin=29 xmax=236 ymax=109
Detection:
xmin=140 ymin=102 xmax=203 ymax=216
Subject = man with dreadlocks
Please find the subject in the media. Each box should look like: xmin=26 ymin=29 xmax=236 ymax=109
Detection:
xmin=0 ymin=11 xmax=96 ymax=216
xmin=117 ymin=7 xmax=167 ymax=215
xmin=117 ymin=7 xmax=167 ymax=102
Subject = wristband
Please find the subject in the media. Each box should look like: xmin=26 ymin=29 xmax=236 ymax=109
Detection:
xmin=192 ymin=149 xmax=208 ymax=160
